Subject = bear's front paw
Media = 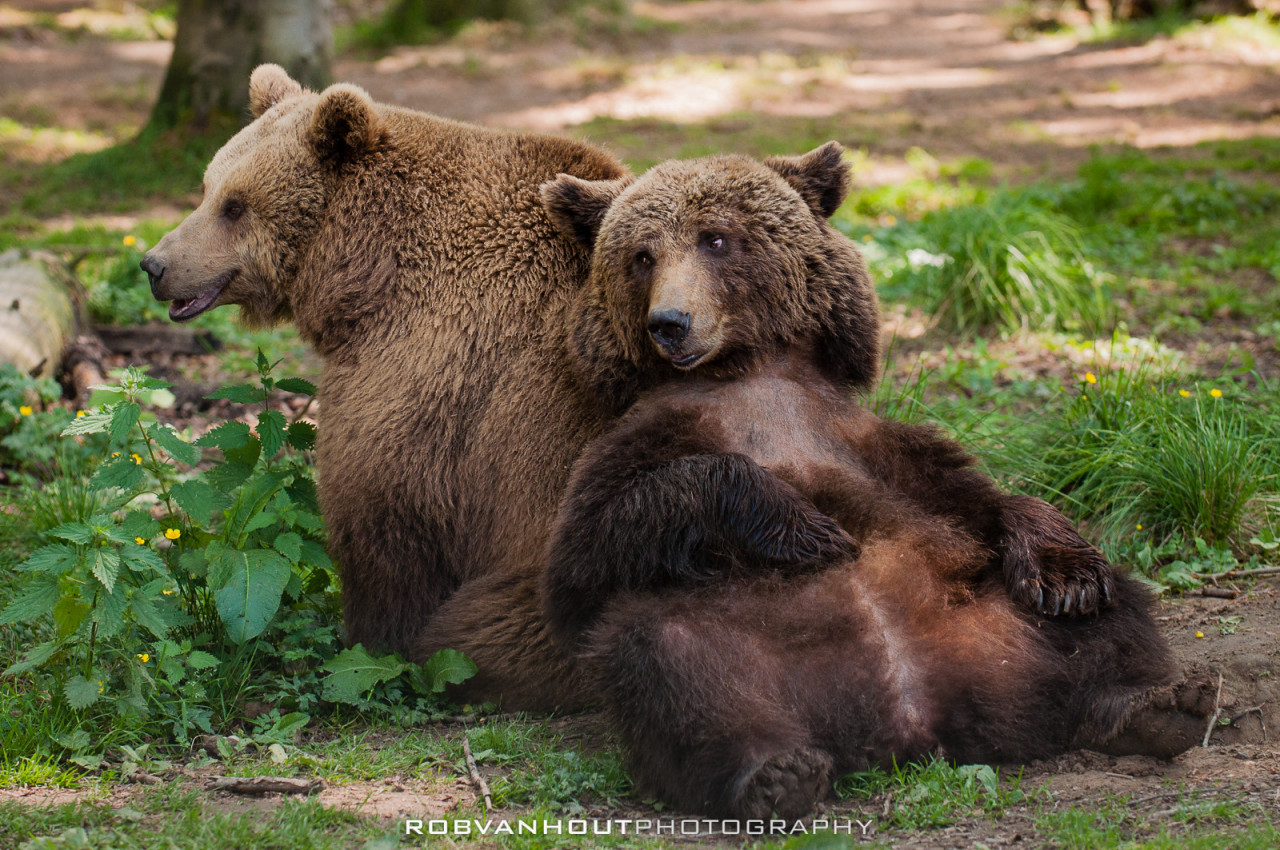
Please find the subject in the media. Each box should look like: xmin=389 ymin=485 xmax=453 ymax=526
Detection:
xmin=1007 ymin=543 xmax=1114 ymax=617
xmin=1002 ymin=496 xmax=1114 ymax=616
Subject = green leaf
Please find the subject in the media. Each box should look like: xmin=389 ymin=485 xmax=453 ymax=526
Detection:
xmin=187 ymin=651 xmax=220 ymax=670
xmin=149 ymin=424 xmax=201 ymax=466
xmin=286 ymin=421 xmax=317 ymax=451
xmin=299 ymin=540 xmax=332 ymax=570
xmin=272 ymin=532 xmax=303 ymax=563
xmin=171 ymin=480 xmax=231 ymax=527
xmin=53 ymin=595 xmax=91 ymax=638
xmin=223 ymin=469 xmax=289 ymax=546
xmin=275 ymin=377 xmax=317 ymax=396
xmin=91 ymin=548 xmax=121 ymax=593
xmin=53 ymin=729 xmax=91 ymax=751
xmin=121 ymin=544 xmax=166 ymax=577
xmin=109 ymin=401 xmax=141 ymax=445
xmin=64 ymin=675 xmax=104 ymax=709
xmin=18 ymin=545 xmax=79 ymax=575
xmin=0 ymin=578 xmax=62 ymax=624
xmin=243 ymin=511 xmax=278 ymax=534
xmin=213 ymin=549 xmax=291 ymax=643
xmin=92 ymin=582 xmax=129 ymax=638
xmin=195 ymin=421 xmax=253 ymax=450
xmin=60 ymin=408 xmax=113 ymax=436
xmin=48 ymin=519 xmax=100 ymax=545
xmin=180 ymin=549 xmax=209 ymax=580
xmin=321 ymin=646 xmax=410 ymax=704
xmin=119 ymin=511 xmax=160 ymax=542
xmin=129 ymin=594 xmax=173 ymax=639
xmin=419 ymin=649 xmax=478 ymax=694
xmin=257 ymin=410 xmax=288 ymax=459
xmin=90 ymin=455 xmax=145 ymax=492
xmin=207 ymin=384 xmax=266 ymax=404
xmin=4 ymin=640 xmax=58 ymax=675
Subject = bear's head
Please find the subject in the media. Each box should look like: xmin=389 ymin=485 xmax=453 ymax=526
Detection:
xmin=541 ymin=142 xmax=880 ymax=410
xmin=140 ymin=65 xmax=386 ymax=326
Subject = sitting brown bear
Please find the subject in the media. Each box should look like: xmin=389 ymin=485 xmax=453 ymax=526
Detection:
xmin=538 ymin=144 xmax=1208 ymax=819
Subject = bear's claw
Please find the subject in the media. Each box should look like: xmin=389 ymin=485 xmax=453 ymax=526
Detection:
xmin=1002 ymin=496 xmax=1114 ymax=617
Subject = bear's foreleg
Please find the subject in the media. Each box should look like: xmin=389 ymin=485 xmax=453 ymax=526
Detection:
xmin=860 ymin=419 xmax=1114 ymax=616
xmin=545 ymin=451 xmax=855 ymax=642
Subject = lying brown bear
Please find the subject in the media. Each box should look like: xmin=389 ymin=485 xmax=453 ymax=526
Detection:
xmin=538 ymin=145 xmax=1209 ymax=819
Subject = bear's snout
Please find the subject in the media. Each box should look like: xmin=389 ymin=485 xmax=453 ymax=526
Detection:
xmin=648 ymin=308 xmax=691 ymax=350
xmin=140 ymin=253 xmax=166 ymax=296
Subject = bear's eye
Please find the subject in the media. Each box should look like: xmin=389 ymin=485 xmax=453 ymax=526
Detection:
xmin=703 ymin=234 xmax=726 ymax=251
xmin=634 ymin=250 xmax=653 ymax=270
xmin=221 ymin=199 xmax=245 ymax=222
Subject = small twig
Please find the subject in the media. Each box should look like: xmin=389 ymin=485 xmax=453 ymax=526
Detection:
xmin=125 ymin=772 xmax=161 ymax=785
xmin=1104 ymin=772 xmax=1134 ymax=780
xmin=1229 ymin=705 xmax=1267 ymax=742
xmin=1198 ymin=586 xmax=1238 ymax=600
xmin=462 ymin=737 xmax=493 ymax=813
xmin=1201 ymin=673 xmax=1225 ymax=749
xmin=1191 ymin=567 xmax=1280 ymax=580
xmin=207 ymin=776 xmax=322 ymax=796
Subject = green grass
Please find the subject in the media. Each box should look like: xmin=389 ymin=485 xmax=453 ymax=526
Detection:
xmin=834 ymin=757 xmax=1036 ymax=830
xmin=0 ymin=121 xmax=234 ymax=238
xmin=1 ymin=790 xmax=396 ymax=850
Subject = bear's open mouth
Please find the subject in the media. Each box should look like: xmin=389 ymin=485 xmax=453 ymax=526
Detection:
xmin=168 ymin=270 xmax=238 ymax=322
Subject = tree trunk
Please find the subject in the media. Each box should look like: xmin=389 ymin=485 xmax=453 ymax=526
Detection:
xmin=148 ymin=0 xmax=333 ymax=131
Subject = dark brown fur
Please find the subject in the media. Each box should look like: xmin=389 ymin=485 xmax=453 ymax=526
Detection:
xmin=540 ymin=147 xmax=1199 ymax=818
xmin=143 ymin=66 xmax=628 ymax=707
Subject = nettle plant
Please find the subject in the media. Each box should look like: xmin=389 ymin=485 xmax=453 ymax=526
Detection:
xmin=1 ymin=351 xmax=475 ymax=751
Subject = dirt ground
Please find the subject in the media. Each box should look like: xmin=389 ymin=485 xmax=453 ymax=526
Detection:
xmin=1 ymin=0 xmax=1278 ymax=843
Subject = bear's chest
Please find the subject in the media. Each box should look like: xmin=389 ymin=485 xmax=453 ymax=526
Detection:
xmin=697 ymin=378 xmax=871 ymax=492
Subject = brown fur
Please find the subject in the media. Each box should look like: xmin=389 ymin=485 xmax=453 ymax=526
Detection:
xmin=143 ymin=66 xmax=628 ymax=708
xmin=540 ymin=148 xmax=1196 ymax=818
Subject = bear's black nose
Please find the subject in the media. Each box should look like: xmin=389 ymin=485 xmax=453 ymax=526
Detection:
xmin=140 ymin=254 xmax=166 ymax=296
xmin=648 ymin=309 xmax=690 ymax=349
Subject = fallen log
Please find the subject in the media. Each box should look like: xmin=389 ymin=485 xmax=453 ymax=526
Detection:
xmin=0 ymin=249 xmax=81 ymax=378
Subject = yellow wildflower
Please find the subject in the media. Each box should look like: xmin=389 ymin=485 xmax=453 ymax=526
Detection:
xmin=1210 ymin=388 xmax=1222 ymax=398
xmin=164 ymin=528 xmax=181 ymax=540
xmin=1136 ymin=524 xmax=1143 ymax=531
xmin=162 ymin=588 xmax=176 ymax=596
xmin=134 ymin=536 xmax=146 ymax=545
xmin=1178 ymin=389 xmax=1190 ymax=398
xmin=131 ymin=453 xmax=142 ymax=464
xmin=123 ymin=235 xmax=137 ymax=247
xmin=76 ymin=410 xmax=86 ymax=417
xmin=136 ymin=653 xmax=150 ymax=663
xmin=1195 ymin=631 xmax=1205 ymax=639
xmin=1085 ymin=372 xmax=1097 ymax=385
xmin=97 ymin=681 xmax=105 ymax=694
xmin=18 ymin=405 xmax=32 ymax=416
xmin=111 ymin=452 xmax=120 ymax=458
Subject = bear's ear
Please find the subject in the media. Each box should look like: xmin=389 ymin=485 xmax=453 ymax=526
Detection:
xmin=540 ymin=175 xmax=632 ymax=249
xmin=249 ymin=64 xmax=304 ymax=118
xmin=763 ymin=141 xmax=851 ymax=219
xmin=310 ymin=84 xmax=383 ymax=167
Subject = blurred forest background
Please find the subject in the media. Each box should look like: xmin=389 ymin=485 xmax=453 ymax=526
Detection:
xmin=2 ymin=1 xmax=1280 ymax=848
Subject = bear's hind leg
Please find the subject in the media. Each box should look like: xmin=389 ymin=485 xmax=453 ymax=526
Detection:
xmin=586 ymin=593 xmax=829 ymax=819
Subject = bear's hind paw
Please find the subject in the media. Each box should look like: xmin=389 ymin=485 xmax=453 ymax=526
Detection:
xmin=729 ymin=747 xmax=832 ymax=821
